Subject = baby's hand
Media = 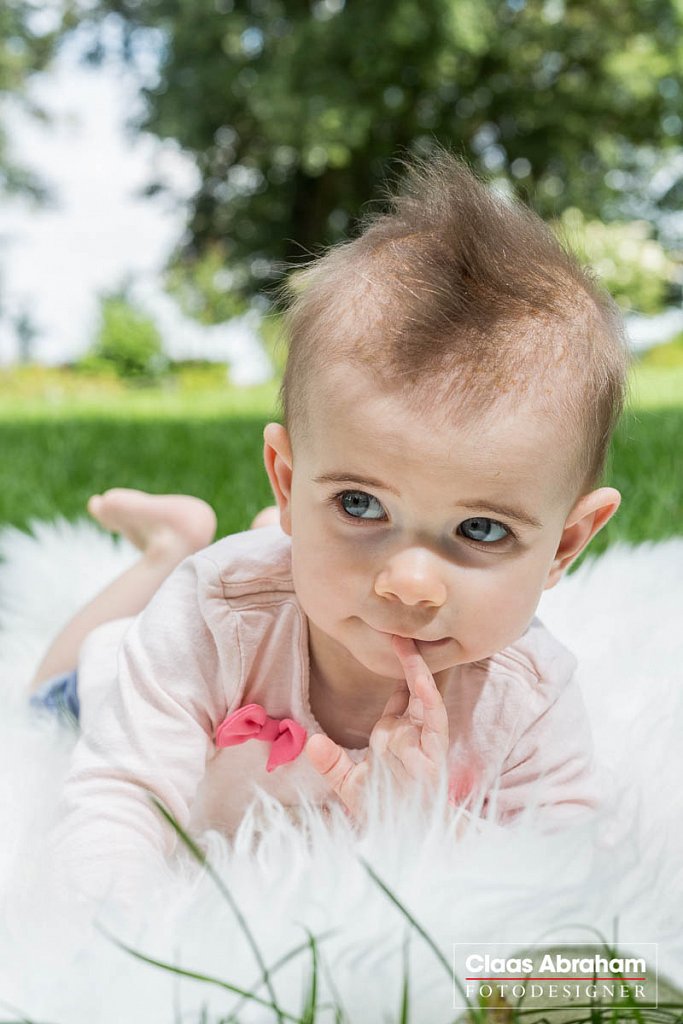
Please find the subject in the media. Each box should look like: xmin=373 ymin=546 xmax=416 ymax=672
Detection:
xmin=305 ymin=636 xmax=449 ymax=824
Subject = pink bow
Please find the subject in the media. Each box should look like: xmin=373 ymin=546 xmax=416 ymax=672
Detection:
xmin=215 ymin=703 xmax=307 ymax=772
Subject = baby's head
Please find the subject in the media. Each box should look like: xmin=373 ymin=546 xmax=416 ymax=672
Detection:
xmin=264 ymin=150 xmax=629 ymax=684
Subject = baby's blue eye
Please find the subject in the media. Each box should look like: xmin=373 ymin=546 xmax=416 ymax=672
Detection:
xmin=338 ymin=491 xmax=386 ymax=520
xmin=458 ymin=517 xmax=509 ymax=543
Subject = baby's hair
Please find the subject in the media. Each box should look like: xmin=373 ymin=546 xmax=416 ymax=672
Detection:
xmin=277 ymin=148 xmax=630 ymax=499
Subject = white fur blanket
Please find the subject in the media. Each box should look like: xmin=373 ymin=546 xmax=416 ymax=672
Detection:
xmin=0 ymin=520 xmax=682 ymax=1022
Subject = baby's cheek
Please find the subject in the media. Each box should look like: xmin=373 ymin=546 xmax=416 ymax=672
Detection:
xmin=465 ymin=570 xmax=539 ymax=642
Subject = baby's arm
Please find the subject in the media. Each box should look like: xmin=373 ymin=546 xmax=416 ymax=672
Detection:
xmin=45 ymin=552 xmax=237 ymax=910
xmin=485 ymin=670 xmax=600 ymax=829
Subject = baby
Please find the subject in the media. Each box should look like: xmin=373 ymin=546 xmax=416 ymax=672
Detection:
xmin=30 ymin=151 xmax=629 ymax=908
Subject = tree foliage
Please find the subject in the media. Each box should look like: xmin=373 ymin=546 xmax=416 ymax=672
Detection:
xmin=0 ymin=1 xmax=69 ymax=197
xmin=554 ymin=208 xmax=679 ymax=313
xmin=73 ymin=0 xmax=683 ymax=302
xmin=80 ymin=292 xmax=168 ymax=381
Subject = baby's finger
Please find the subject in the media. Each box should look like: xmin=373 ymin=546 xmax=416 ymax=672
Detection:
xmin=304 ymin=733 xmax=362 ymax=812
xmin=391 ymin=635 xmax=441 ymax=704
xmin=380 ymin=681 xmax=410 ymax=720
xmin=390 ymin=635 xmax=449 ymax=748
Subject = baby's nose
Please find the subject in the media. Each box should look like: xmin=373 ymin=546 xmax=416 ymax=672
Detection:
xmin=373 ymin=548 xmax=448 ymax=607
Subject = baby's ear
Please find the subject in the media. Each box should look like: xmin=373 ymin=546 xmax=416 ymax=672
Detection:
xmin=543 ymin=487 xmax=621 ymax=590
xmin=263 ymin=422 xmax=294 ymax=536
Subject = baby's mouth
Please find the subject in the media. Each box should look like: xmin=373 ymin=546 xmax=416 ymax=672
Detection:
xmin=407 ymin=636 xmax=452 ymax=648
xmin=373 ymin=626 xmax=451 ymax=646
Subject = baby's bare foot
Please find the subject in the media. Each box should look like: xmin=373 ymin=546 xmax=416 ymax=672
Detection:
xmin=250 ymin=505 xmax=280 ymax=530
xmin=88 ymin=488 xmax=217 ymax=563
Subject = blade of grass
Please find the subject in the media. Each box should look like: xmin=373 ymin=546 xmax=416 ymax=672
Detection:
xmin=399 ymin=926 xmax=411 ymax=1024
xmin=173 ymin=942 xmax=183 ymax=1024
xmin=219 ymin=928 xmax=340 ymax=1023
xmin=299 ymin=929 xmax=319 ymax=1024
xmin=148 ymin=793 xmax=285 ymax=1024
xmin=358 ymin=857 xmax=482 ymax=1024
xmin=0 ymin=998 xmax=59 ymax=1024
xmin=0 ymin=1010 xmax=40 ymax=1024
xmin=95 ymin=920 xmax=301 ymax=1021
xmin=599 ymin=938 xmax=646 ymax=1024
xmin=150 ymin=796 xmax=358 ymax=1024
xmin=309 ymin=929 xmax=352 ymax=1024
xmin=529 ymin=927 xmax=652 ymax=1024
xmin=513 ymin=1005 xmax=683 ymax=1019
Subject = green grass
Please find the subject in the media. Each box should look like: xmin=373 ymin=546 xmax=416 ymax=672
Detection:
xmin=0 ymin=364 xmax=680 ymax=567
xmin=627 ymin=364 xmax=683 ymax=409
xmin=0 ymin=415 xmax=276 ymax=538
xmin=0 ymin=364 xmax=280 ymax=422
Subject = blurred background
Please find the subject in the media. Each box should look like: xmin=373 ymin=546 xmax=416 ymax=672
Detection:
xmin=0 ymin=0 xmax=681 ymax=550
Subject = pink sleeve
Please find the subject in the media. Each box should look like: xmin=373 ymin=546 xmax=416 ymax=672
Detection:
xmin=45 ymin=551 xmax=239 ymax=910
xmin=484 ymin=671 xmax=600 ymax=829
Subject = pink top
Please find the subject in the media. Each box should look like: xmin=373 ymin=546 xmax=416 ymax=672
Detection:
xmin=47 ymin=525 xmax=599 ymax=906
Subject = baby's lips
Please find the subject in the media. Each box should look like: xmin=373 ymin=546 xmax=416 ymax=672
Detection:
xmin=389 ymin=634 xmax=420 ymax=657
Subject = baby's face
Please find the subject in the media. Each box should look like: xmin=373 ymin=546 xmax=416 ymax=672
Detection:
xmin=272 ymin=362 xmax=593 ymax=683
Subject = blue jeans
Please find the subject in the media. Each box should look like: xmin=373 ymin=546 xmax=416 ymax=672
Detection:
xmin=29 ymin=669 xmax=81 ymax=730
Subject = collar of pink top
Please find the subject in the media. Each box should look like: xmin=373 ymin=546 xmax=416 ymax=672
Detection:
xmin=214 ymin=702 xmax=308 ymax=772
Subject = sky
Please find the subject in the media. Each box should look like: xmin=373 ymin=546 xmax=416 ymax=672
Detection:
xmin=0 ymin=29 xmax=272 ymax=384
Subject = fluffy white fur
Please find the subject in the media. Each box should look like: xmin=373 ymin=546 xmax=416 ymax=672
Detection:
xmin=0 ymin=519 xmax=681 ymax=1022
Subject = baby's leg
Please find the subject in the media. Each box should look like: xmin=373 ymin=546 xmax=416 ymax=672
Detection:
xmin=29 ymin=491 xmax=281 ymax=693
xmin=250 ymin=505 xmax=279 ymax=529
xmin=28 ymin=489 xmax=217 ymax=693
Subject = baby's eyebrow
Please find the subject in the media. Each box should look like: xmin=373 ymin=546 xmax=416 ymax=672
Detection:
xmin=314 ymin=473 xmax=543 ymax=529
xmin=314 ymin=472 xmax=400 ymax=493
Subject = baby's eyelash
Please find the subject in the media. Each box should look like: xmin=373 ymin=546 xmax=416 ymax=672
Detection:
xmin=327 ymin=490 xmax=387 ymax=522
xmin=327 ymin=490 xmax=517 ymax=544
xmin=458 ymin=519 xmax=518 ymax=545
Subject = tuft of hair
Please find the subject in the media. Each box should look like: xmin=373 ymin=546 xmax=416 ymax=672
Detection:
xmin=278 ymin=148 xmax=631 ymax=498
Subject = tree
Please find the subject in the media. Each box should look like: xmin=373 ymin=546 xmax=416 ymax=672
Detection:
xmin=70 ymin=0 xmax=683 ymax=303
xmin=0 ymin=1 xmax=71 ymax=199
xmin=80 ymin=291 xmax=168 ymax=381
